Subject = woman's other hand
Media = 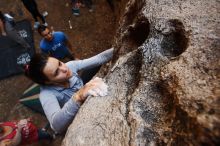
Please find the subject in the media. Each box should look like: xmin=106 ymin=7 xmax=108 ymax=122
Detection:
xmin=72 ymin=77 xmax=108 ymax=104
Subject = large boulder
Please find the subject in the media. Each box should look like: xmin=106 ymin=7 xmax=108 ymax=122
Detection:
xmin=62 ymin=0 xmax=220 ymax=145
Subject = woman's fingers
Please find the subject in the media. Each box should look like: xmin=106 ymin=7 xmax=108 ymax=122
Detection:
xmin=85 ymin=77 xmax=103 ymax=87
xmin=74 ymin=77 xmax=109 ymax=103
xmin=85 ymin=77 xmax=108 ymax=97
xmin=87 ymin=89 xmax=98 ymax=96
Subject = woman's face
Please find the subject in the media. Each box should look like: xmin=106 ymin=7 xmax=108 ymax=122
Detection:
xmin=43 ymin=57 xmax=73 ymax=84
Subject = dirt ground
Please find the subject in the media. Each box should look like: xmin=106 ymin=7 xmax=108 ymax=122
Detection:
xmin=0 ymin=0 xmax=117 ymax=145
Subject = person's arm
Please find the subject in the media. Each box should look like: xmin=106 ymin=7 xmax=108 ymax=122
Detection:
xmin=10 ymin=126 xmax=22 ymax=146
xmin=0 ymin=126 xmax=22 ymax=146
xmin=40 ymin=78 xmax=108 ymax=133
xmin=9 ymin=119 xmax=31 ymax=146
xmin=39 ymin=91 xmax=80 ymax=133
xmin=68 ymin=48 xmax=114 ymax=72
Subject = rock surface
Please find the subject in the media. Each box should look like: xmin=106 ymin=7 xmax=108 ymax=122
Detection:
xmin=0 ymin=0 xmax=117 ymax=146
xmin=63 ymin=0 xmax=220 ymax=145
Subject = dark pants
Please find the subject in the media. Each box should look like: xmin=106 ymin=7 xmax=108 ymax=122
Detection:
xmin=83 ymin=0 xmax=93 ymax=9
xmin=38 ymin=129 xmax=53 ymax=140
xmin=71 ymin=0 xmax=78 ymax=7
xmin=58 ymin=50 xmax=75 ymax=62
xmin=71 ymin=0 xmax=93 ymax=9
xmin=106 ymin=0 xmax=114 ymax=11
xmin=21 ymin=0 xmax=45 ymax=23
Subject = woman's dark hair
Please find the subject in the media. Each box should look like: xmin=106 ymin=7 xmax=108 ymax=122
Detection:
xmin=0 ymin=11 xmax=5 ymax=23
xmin=37 ymin=24 xmax=47 ymax=35
xmin=24 ymin=53 xmax=49 ymax=85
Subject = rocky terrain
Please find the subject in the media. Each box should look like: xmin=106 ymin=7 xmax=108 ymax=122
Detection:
xmin=63 ymin=0 xmax=220 ymax=145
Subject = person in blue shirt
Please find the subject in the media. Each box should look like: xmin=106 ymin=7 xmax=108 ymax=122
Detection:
xmin=38 ymin=25 xmax=75 ymax=60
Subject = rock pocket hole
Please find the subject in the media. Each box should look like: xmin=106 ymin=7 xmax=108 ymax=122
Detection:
xmin=161 ymin=19 xmax=189 ymax=58
xmin=128 ymin=18 xmax=150 ymax=47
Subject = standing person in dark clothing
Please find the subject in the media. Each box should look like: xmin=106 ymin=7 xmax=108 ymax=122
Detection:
xmin=82 ymin=0 xmax=93 ymax=12
xmin=0 ymin=11 xmax=31 ymax=50
xmin=71 ymin=0 xmax=93 ymax=16
xmin=21 ymin=0 xmax=47 ymax=29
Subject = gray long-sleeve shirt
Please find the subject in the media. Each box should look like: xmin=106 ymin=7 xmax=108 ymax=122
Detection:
xmin=39 ymin=48 xmax=113 ymax=133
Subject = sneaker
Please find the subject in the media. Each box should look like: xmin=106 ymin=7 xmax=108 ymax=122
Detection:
xmin=72 ymin=8 xmax=80 ymax=16
xmin=41 ymin=128 xmax=46 ymax=131
xmin=43 ymin=22 xmax=48 ymax=26
xmin=1 ymin=32 xmax=7 ymax=36
xmin=34 ymin=21 xmax=40 ymax=29
xmin=42 ymin=11 xmax=48 ymax=17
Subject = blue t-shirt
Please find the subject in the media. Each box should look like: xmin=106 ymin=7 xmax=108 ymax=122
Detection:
xmin=40 ymin=31 xmax=70 ymax=59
